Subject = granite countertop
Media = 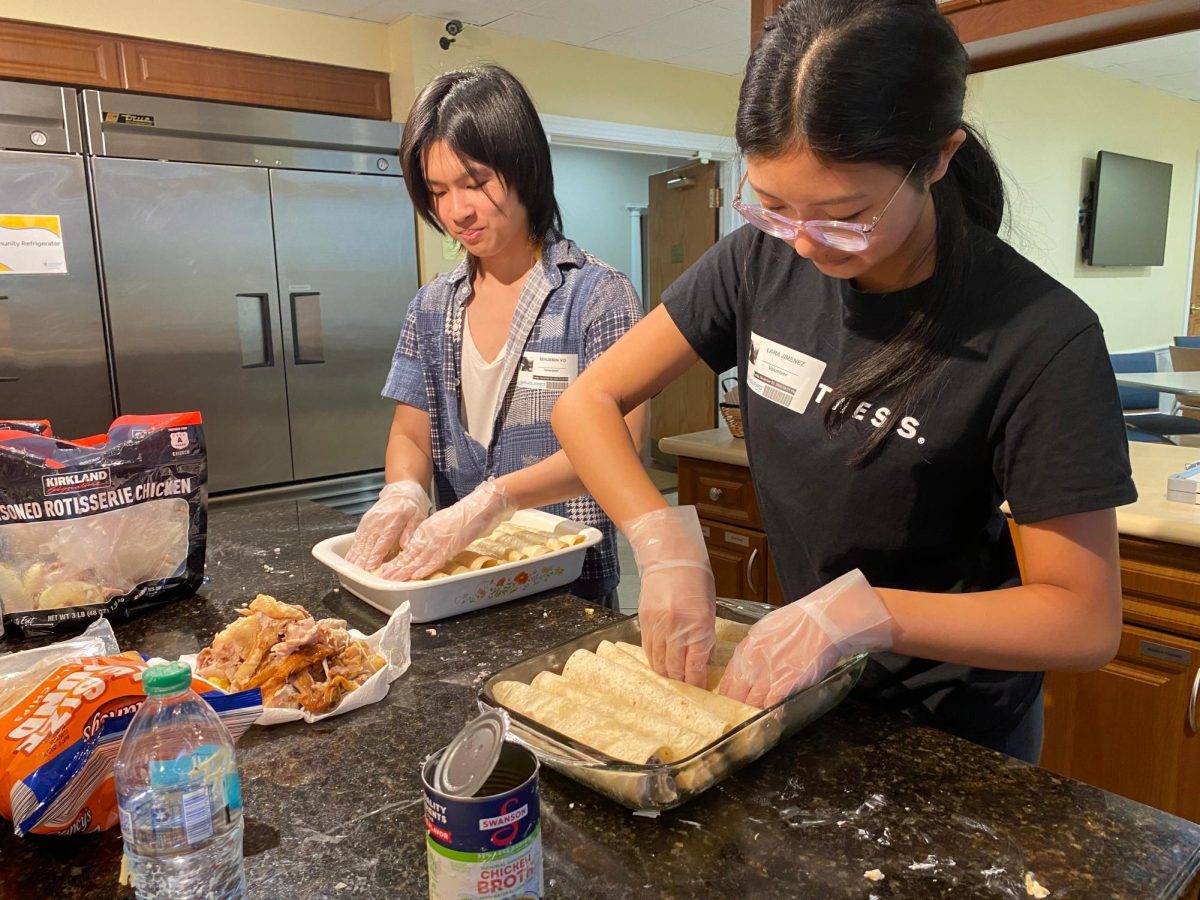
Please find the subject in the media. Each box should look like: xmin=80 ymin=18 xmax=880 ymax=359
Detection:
xmin=2 ymin=500 xmax=1199 ymax=899
xmin=661 ymin=428 xmax=1200 ymax=549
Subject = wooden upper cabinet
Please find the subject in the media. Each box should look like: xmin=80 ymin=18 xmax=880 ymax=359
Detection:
xmin=749 ymin=0 xmax=1200 ymax=74
xmin=0 ymin=18 xmax=121 ymax=88
xmin=118 ymin=39 xmax=390 ymax=120
xmin=0 ymin=18 xmax=390 ymax=120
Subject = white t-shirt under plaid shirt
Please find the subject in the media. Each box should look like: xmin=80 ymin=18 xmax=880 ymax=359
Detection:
xmin=382 ymin=231 xmax=643 ymax=599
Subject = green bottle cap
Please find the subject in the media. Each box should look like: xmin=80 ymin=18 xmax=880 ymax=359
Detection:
xmin=142 ymin=661 xmax=194 ymax=697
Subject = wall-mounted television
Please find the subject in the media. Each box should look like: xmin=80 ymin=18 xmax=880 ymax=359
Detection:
xmin=1082 ymin=150 xmax=1173 ymax=267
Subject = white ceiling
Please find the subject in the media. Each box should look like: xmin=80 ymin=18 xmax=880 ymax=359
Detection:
xmin=1064 ymin=30 xmax=1200 ymax=103
xmin=249 ymin=0 xmax=749 ymax=75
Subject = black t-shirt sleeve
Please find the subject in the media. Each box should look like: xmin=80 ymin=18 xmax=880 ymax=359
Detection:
xmin=661 ymin=227 xmax=748 ymax=374
xmin=994 ymin=321 xmax=1137 ymax=524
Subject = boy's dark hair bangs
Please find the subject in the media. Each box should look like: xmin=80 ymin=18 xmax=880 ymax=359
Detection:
xmin=399 ymin=65 xmax=562 ymax=239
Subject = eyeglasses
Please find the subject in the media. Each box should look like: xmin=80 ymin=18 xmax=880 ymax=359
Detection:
xmin=733 ymin=163 xmax=917 ymax=252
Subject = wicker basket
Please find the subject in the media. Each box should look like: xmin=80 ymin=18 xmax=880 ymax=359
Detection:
xmin=719 ymin=402 xmax=744 ymax=438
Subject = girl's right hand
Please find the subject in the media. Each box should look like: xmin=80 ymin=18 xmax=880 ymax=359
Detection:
xmin=344 ymin=480 xmax=432 ymax=571
xmin=628 ymin=506 xmax=717 ymax=687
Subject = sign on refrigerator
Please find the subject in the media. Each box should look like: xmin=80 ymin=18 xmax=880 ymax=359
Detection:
xmin=0 ymin=214 xmax=67 ymax=275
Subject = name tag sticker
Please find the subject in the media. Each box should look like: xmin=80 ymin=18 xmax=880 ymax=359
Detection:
xmin=747 ymin=332 xmax=826 ymax=413
xmin=516 ymin=351 xmax=578 ymax=392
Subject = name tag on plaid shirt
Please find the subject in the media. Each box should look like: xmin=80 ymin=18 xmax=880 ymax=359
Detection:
xmin=516 ymin=351 xmax=578 ymax=392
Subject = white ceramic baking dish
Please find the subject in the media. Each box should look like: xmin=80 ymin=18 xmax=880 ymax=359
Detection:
xmin=311 ymin=509 xmax=603 ymax=623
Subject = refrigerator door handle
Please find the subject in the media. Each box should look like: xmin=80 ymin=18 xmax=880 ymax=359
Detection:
xmin=289 ymin=291 xmax=325 ymax=365
xmin=236 ymin=292 xmax=275 ymax=368
xmin=0 ymin=296 xmax=16 ymax=382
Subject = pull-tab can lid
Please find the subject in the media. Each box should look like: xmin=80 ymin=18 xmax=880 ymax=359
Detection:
xmin=434 ymin=710 xmax=507 ymax=797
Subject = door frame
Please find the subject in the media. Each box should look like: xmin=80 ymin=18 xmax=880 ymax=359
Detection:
xmin=539 ymin=113 xmax=742 ymax=239
xmin=1185 ymin=148 xmax=1200 ymax=335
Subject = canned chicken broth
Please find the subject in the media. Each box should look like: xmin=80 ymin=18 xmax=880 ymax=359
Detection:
xmin=423 ymin=740 xmax=542 ymax=899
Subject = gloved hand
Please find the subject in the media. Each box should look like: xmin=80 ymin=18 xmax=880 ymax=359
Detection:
xmin=719 ymin=569 xmax=894 ymax=709
xmin=344 ymin=480 xmax=431 ymax=571
xmin=378 ymin=479 xmax=518 ymax=582
xmin=629 ymin=505 xmax=716 ymax=688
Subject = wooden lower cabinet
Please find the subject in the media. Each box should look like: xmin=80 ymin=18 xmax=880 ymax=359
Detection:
xmin=701 ymin=521 xmax=769 ymax=605
xmin=679 ymin=456 xmax=786 ymax=607
xmin=678 ymin=452 xmax=1200 ymax=822
xmin=1043 ymin=622 xmax=1200 ymax=824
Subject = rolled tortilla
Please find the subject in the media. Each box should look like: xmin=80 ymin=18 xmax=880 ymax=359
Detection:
xmin=493 ymin=680 xmax=669 ymax=764
xmin=714 ymin=618 xmax=752 ymax=644
xmin=561 ymin=649 xmax=727 ymax=743
xmin=531 ymin=671 xmax=708 ymax=761
xmin=449 ymin=550 xmax=496 ymax=570
xmin=598 ymin=641 xmax=760 ymax=725
xmin=486 ymin=532 xmax=551 ymax=559
xmin=467 ymin=538 xmax=519 ymax=562
xmin=495 ymin=524 xmax=569 ymax=550
xmin=614 ymin=641 xmax=726 ymax=694
xmin=709 ymin=639 xmax=740 ymax=668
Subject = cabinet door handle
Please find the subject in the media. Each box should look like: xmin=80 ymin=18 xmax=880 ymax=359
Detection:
xmin=708 ymin=487 xmax=723 ymax=502
xmin=0 ymin=296 xmax=15 ymax=382
xmin=1190 ymin=667 xmax=1199 ymax=734
xmin=746 ymin=547 xmax=759 ymax=596
xmin=290 ymin=291 xmax=325 ymax=365
xmin=236 ymin=293 xmax=274 ymax=368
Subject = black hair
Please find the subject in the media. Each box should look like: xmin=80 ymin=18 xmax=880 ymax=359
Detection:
xmin=738 ymin=0 xmax=1004 ymax=464
xmin=399 ymin=64 xmax=563 ymax=240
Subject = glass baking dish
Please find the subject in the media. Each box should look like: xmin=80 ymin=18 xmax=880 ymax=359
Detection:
xmin=477 ymin=599 xmax=868 ymax=811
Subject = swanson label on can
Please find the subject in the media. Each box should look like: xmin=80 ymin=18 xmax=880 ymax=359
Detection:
xmin=423 ymin=741 xmax=543 ymax=899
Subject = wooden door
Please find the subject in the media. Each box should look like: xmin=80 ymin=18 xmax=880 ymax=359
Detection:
xmin=1041 ymin=623 xmax=1200 ymax=821
xmin=647 ymin=160 xmax=720 ymax=463
xmin=701 ymin=520 xmax=769 ymax=604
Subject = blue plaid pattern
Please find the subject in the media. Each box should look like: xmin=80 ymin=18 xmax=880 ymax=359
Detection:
xmin=383 ymin=231 xmax=642 ymax=596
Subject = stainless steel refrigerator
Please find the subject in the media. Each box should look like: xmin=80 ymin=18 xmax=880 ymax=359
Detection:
xmin=0 ymin=81 xmax=113 ymax=436
xmin=83 ymin=91 xmax=419 ymax=492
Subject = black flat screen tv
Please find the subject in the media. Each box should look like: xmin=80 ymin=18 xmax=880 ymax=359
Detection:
xmin=1083 ymin=150 xmax=1173 ymax=267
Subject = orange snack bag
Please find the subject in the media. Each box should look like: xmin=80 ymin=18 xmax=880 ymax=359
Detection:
xmin=1 ymin=652 xmax=260 ymax=836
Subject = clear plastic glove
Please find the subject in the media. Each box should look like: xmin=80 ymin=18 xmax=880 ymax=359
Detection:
xmin=629 ymin=505 xmax=716 ymax=687
xmin=378 ymin=479 xmax=518 ymax=581
xmin=344 ymin=481 xmax=432 ymax=571
xmin=719 ymin=569 xmax=895 ymax=709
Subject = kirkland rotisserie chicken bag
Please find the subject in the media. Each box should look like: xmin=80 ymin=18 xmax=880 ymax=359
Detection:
xmin=0 ymin=413 xmax=207 ymax=637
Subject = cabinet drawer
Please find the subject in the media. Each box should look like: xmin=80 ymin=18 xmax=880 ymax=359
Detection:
xmin=701 ymin=520 xmax=768 ymax=605
xmin=679 ymin=458 xmax=763 ymax=529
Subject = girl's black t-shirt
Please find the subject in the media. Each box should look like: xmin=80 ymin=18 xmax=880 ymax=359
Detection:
xmin=663 ymin=223 xmax=1137 ymax=749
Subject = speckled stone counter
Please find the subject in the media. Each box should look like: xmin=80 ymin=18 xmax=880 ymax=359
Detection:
xmin=2 ymin=500 xmax=1199 ymax=899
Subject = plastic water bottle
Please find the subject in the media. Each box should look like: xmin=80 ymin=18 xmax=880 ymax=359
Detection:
xmin=114 ymin=661 xmax=246 ymax=899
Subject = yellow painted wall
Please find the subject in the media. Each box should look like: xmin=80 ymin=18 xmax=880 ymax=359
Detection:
xmin=968 ymin=59 xmax=1200 ymax=351
xmin=0 ymin=0 xmax=391 ymax=70
xmin=387 ymin=16 xmax=743 ymax=283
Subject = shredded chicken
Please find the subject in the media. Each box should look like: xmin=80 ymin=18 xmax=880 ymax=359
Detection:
xmin=196 ymin=594 xmax=385 ymax=713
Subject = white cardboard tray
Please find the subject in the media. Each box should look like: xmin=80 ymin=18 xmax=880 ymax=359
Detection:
xmin=311 ymin=509 xmax=603 ymax=623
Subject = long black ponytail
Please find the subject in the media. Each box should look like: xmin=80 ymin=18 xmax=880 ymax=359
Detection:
xmin=737 ymin=0 xmax=1004 ymax=464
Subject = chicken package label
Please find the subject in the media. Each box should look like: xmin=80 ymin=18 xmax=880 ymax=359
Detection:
xmin=0 ymin=413 xmax=207 ymax=637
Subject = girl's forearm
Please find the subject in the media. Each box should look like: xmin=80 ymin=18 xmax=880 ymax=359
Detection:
xmin=880 ymin=581 xmax=1121 ymax=672
xmin=552 ymin=385 xmax=666 ymax=530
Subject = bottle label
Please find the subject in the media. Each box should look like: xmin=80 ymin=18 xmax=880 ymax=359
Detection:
xmin=121 ymin=744 xmax=237 ymax=851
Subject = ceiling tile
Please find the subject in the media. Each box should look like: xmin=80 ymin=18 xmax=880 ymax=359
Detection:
xmin=668 ymin=41 xmax=747 ymax=76
xmin=586 ymin=30 xmax=678 ymax=63
xmin=355 ymin=0 xmax=517 ymax=25
xmin=520 ymin=0 xmax=699 ymax=34
xmin=486 ymin=12 xmax=612 ymax=46
xmin=252 ymin=0 xmax=378 ymax=15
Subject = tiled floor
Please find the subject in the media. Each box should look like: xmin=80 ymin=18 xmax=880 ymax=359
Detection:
xmin=615 ymin=490 xmax=678 ymax=615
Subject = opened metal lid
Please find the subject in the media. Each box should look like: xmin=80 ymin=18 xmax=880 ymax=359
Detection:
xmin=434 ymin=710 xmax=508 ymax=797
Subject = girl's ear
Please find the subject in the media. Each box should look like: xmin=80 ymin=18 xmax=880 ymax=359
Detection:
xmin=927 ymin=128 xmax=967 ymax=186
